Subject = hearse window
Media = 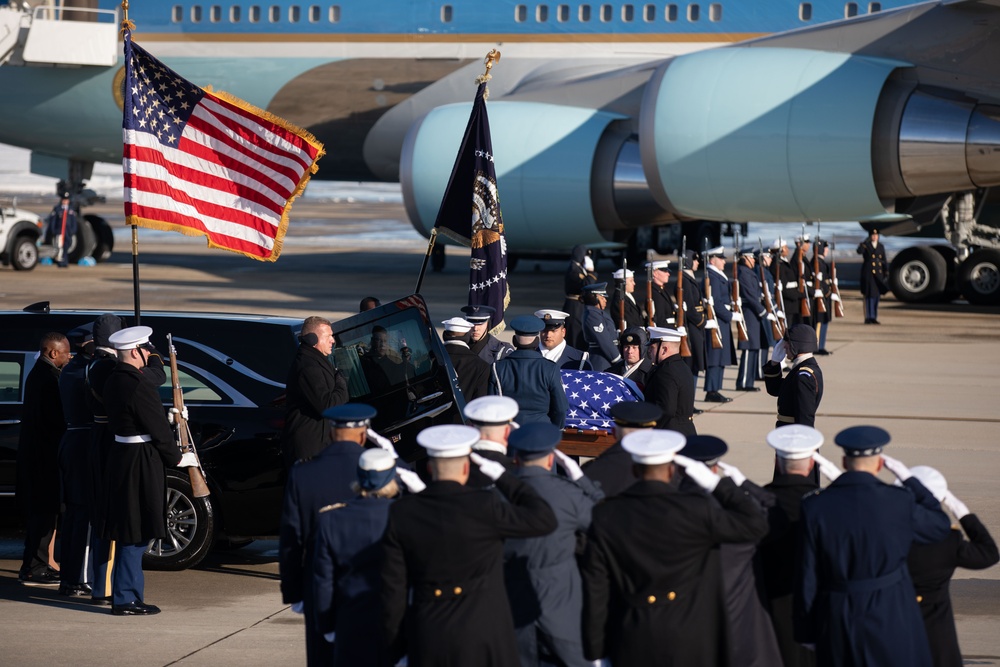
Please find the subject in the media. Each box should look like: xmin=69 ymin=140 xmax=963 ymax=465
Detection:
xmin=334 ymin=313 xmax=437 ymax=400
xmin=0 ymin=359 xmax=22 ymax=403
xmin=159 ymin=366 xmax=226 ymax=404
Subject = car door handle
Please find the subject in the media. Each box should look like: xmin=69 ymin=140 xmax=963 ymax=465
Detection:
xmin=416 ymin=391 xmax=443 ymax=404
xmin=0 ymin=419 xmax=20 ymax=425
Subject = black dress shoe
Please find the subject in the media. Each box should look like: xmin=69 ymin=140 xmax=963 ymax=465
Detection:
xmin=111 ymin=601 xmax=161 ymax=616
xmin=814 ymin=349 xmax=831 ymax=356
xmin=864 ymin=318 xmax=872 ymax=324
xmin=19 ymin=568 xmax=61 ymax=587
xmin=704 ymin=391 xmax=733 ymax=403
xmin=59 ymin=583 xmax=93 ymax=597
xmin=872 ymin=319 xmax=881 ymax=325
xmin=693 ymin=408 xmax=704 ymax=415
xmin=91 ymin=596 xmax=113 ymax=606
xmin=735 ymin=386 xmax=761 ymax=392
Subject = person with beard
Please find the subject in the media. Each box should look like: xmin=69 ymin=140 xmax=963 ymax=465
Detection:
xmin=441 ymin=317 xmax=490 ymax=402
xmin=562 ymin=245 xmax=597 ymax=350
xmin=763 ymin=324 xmax=824 ymax=429
xmin=535 ymin=309 xmax=592 ymax=370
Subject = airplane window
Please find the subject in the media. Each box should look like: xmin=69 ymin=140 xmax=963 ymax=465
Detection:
xmin=515 ymin=4 xmax=527 ymax=21
xmin=845 ymin=2 xmax=858 ymax=16
xmin=249 ymin=5 xmax=261 ymax=22
xmin=329 ymin=6 xmax=341 ymax=22
xmin=643 ymin=4 xmax=655 ymax=21
xmin=441 ymin=5 xmax=453 ymax=22
xmin=709 ymin=3 xmax=721 ymax=20
xmin=309 ymin=5 xmax=320 ymax=22
xmin=269 ymin=5 xmax=280 ymax=22
xmin=289 ymin=5 xmax=301 ymax=22
xmin=209 ymin=5 xmax=221 ymax=22
xmin=799 ymin=2 xmax=812 ymax=20
xmin=622 ymin=4 xmax=634 ymax=21
xmin=687 ymin=3 xmax=699 ymax=21
xmin=536 ymin=4 xmax=549 ymax=21
xmin=579 ymin=4 xmax=591 ymax=21
xmin=600 ymin=4 xmax=612 ymax=21
xmin=666 ymin=4 xmax=678 ymax=21
xmin=868 ymin=1 xmax=881 ymax=11
xmin=171 ymin=5 xmax=182 ymax=23
xmin=190 ymin=5 xmax=202 ymax=23
xmin=557 ymin=4 xmax=569 ymax=21
xmin=230 ymin=5 xmax=241 ymax=22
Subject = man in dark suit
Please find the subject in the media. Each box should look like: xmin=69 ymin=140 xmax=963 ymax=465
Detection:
xmin=281 ymin=316 xmax=349 ymax=467
xmin=535 ymin=309 xmax=592 ymax=370
xmin=580 ymin=429 xmax=769 ymax=664
xmin=441 ymin=317 xmax=491 ymax=402
xmin=642 ymin=327 xmax=697 ymax=436
xmin=381 ymin=424 xmax=557 ymax=666
xmin=490 ymin=315 xmax=568 ymax=427
xmin=580 ymin=401 xmax=662 ymax=498
xmin=795 ymin=426 xmax=953 ymax=667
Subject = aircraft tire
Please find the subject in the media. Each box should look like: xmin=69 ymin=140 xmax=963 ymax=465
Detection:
xmin=889 ymin=246 xmax=946 ymax=303
xmin=86 ymin=215 xmax=114 ymax=263
xmin=67 ymin=217 xmax=97 ymax=263
xmin=957 ymin=249 xmax=1000 ymax=306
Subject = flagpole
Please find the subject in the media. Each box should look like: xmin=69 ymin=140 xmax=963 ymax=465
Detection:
xmin=120 ymin=0 xmax=141 ymax=323
xmin=413 ymin=228 xmax=438 ymax=295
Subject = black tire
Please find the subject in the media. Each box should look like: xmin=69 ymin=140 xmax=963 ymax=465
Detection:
xmin=68 ymin=217 xmax=97 ymax=263
xmin=889 ymin=246 xmax=946 ymax=303
xmin=143 ymin=472 xmax=216 ymax=571
xmin=214 ymin=537 xmax=254 ymax=551
xmin=931 ymin=244 xmax=960 ymax=303
xmin=958 ymin=249 xmax=1000 ymax=305
xmin=11 ymin=235 xmax=38 ymax=271
xmin=86 ymin=215 xmax=114 ymax=263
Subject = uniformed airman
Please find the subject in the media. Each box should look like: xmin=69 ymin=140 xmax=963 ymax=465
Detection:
xmin=462 ymin=304 xmax=514 ymax=364
xmin=581 ymin=283 xmax=621 ymax=372
xmin=534 ymin=309 xmax=592 ymax=370
xmin=490 ymin=315 xmax=568 ymax=427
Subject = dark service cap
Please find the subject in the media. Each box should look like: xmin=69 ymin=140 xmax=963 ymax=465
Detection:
xmin=509 ymin=315 xmax=545 ymax=336
xmin=460 ymin=304 xmax=496 ymax=322
xmin=581 ymin=282 xmax=608 ymax=297
xmin=609 ymin=401 xmax=662 ymax=428
xmin=679 ymin=435 xmax=729 ymax=466
xmin=834 ymin=425 xmax=891 ymax=457
xmin=508 ymin=422 xmax=562 ymax=461
xmin=323 ymin=403 xmax=377 ymax=427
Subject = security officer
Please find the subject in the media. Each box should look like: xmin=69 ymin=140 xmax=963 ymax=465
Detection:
xmin=608 ymin=267 xmax=645 ymax=331
xmin=381 ymin=425 xmax=557 ymax=666
xmin=463 ymin=304 xmax=514 ymax=364
xmin=795 ymin=426 xmax=953 ymax=667
xmin=703 ymin=246 xmax=735 ymax=403
xmin=505 ymin=423 xmax=605 ymax=667
xmin=758 ymin=425 xmax=841 ymax=667
xmin=904 ymin=466 xmax=999 ymax=667
xmin=312 ymin=448 xmax=403 ymax=667
xmin=441 ymin=317 xmax=491 ymax=402
xmin=490 ymin=315 xmax=568 ymax=427
xmin=812 ymin=239 xmax=834 ymax=354
xmin=535 ymin=309 xmax=592 ymax=370
xmin=607 ymin=328 xmax=651 ymax=390
xmin=645 ymin=259 xmax=676 ymax=328
xmin=563 ymin=245 xmax=596 ymax=349
xmin=763 ymin=324 xmax=824 ymax=428
xmin=464 ymin=395 xmax=519 ymax=488
xmin=102 ymin=326 xmax=193 ymax=615
xmin=857 ymin=228 xmax=888 ymax=324
xmin=581 ymin=283 xmax=621 ymax=372
xmin=643 ymin=327 xmax=697 ymax=436
xmin=735 ymin=247 xmax=771 ymax=392
xmin=280 ymin=403 xmax=374 ymax=666
xmin=580 ymin=430 xmax=769 ymax=664
xmin=580 ymin=401 xmax=662 ymax=498
xmin=676 ymin=251 xmax=707 ymax=387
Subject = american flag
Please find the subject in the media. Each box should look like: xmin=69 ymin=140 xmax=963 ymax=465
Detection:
xmin=122 ymin=31 xmax=324 ymax=261
xmin=561 ymin=369 xmax=642 ymax=432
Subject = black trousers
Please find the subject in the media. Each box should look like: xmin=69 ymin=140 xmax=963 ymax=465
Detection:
xmin=21 ymin=511 xmax=57 ymax=575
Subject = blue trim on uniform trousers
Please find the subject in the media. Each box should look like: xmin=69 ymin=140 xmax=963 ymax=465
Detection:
xmin=113 ymin=543 xmax=146 ymax=605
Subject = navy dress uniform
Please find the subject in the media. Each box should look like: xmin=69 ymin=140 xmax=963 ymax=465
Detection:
xmin=811 ymin=241 xmax=834 ymax=353
xmin=703 ymin=247 xmax=735 ymax=402
xmin=441 ymin=317 xmax=491 ymax=402
xmin=463 ymin=304 xmax=515 ymax=364
xmin=677 ymin=254 xmax=707 ymax=380
xmin=643 ymin=327 xmax=697 ymax=436
xmin=904 ymin=466 xmax=999 ymax=667
xmin=857 ymin=229 xmax=889 ymax=324
xmin=763 ymin=324 xmax=824 ymax=428
xmin=102 ymin=326 xmax=184 ymax=616
xmin=504 ymin=423 xmax=605 ymax=667
xmin=645 ymin=260 xmax=676 ymax=328
xmin=465 ymin=395 xmax=518 ymax=488
xmin=608 ymin=268 xmax=645 ymax=331
xmin=581 ymin=430 xmax=770 ymax=664
xmin=795 ymin=426 xmax=953 ymax=667
xmin=535 ymin=309 xmax=592 ymax=370
xmin=581 ymin=402 xmax=662 ymax=498
xmin=312 ymin=448 xmax=401 ymax=667
xmin=280 ymin=404 xmax=373 ymax=666
xmin=490 ymin=315 xmax=568 ymax=427
xmin=581 ymin=283 xmax=622 ymax=372
xmin=380 ymin=425 xmax=558 ymax=667
xmin=736 ymin=248 xmax=768 ymax=391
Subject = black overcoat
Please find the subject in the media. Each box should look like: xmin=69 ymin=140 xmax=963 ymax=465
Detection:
xmin=680 ymin=271 xmax=707 ymax=375
xmin=705 ymin=266 xmax=735 ymax=368
xmin=281 ymin=344 xmax=349 ymax=467
xmin=857 ymin=239 xmax=889 ymax=296
xmin=580 ymin=441 xmax=636 ymax=499
xmin=16 ymin=359 xmax=65 ymax=515
xmin=763 ymin=357 xmax=824 ymax=428
xmin=643 ymin=355 xmax=697 ymax=436
xmin=737 ymin=264 xmax=767 ymax=350
xmin=445 ymin=341 xmax=491 ymax=402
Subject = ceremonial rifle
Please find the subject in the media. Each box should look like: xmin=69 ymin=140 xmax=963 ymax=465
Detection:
xmin=702 ymin=245 xmax=724 ymax=350
xmin=731 ymin=245 xmax=749 ymax=343
xmin=830 ymin=241 xmax=845 ymax=318
xmin=167 ymin=334 xmax=210 ymax=498
xmin=646 ymin=252 xmax=654 ymax=328
xmin=618 ymin=255 xmax=627 ymax=334
xmin=771 ymin=239 xmax=788 ymax=333
xmin=797 ymin=226 xmax=811 ymax=318
xmin=759 ymin=238 xmax=784 ymax=340
xmin=676 ymin=237 xmax=691 ymax=357
xmin=813 ymin=227 xmax=828 ymax=317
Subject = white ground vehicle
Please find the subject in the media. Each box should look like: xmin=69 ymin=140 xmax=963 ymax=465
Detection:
xmin=0 ymin=199 xmax=43 ymax=270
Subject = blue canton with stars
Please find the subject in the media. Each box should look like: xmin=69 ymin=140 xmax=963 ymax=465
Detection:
xmin=560 ymin=369 xmax=642 ymax=432
xmin=124 ymin=35 xmax=205 ymax=146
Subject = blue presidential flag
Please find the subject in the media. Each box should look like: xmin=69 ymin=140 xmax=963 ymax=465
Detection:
xmin=561 ymin=370 xmax=642 ymax=432
xmin=432 ymin=80 xmax=509 ymax=332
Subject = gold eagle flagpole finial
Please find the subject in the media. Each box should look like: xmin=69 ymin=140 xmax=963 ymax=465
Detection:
xmin=476 ymin=49 xmax=501 ymax=97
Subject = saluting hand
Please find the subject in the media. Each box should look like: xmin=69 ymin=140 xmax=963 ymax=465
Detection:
xmin=811 ymin=452 xmax=842 ymax=481
xmin=770 ymin=339 xmax=787 ymax=363
xmin=880 ymin=454 xmax=912 ymax=482
xmin=716 ymin=461 xmax=747 ymax=487
xmin=942 ymin=490 xmax=971 ymax=519
xmin=396 ymin=468 xmax=427 ymax=494
xmin=673 ymin=454 xmax=720 ymax=492
xmin=470 ymin=452 xmax=506 ymax=481
xmin=553 ymin=450 xmax=585 ymax=481
xmin=367 ymin=428 xmax=398 ymax=456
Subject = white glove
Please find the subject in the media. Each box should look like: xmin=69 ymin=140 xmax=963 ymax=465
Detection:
xmin=707 ymin=296 xmax=715 ymax=307
xmin=177 ymin=452 xmax=199 ymax=468
xmin=731 ymin=312 xmax=744 ymax=323
xmin=736 ymin=297 xmax=743 ymax=307
xmin=396 ymin=468 xmax=427 ymax=493
xmin=469 ymin=452 xmax=505 ymax=481
xmin=705 ymin=319 xmax=719 ymax=330
xmin=367 ymin=428 xmax=398 ymax=456
xmin=677 ymin=326 xmax=687 ymax=336
xmin=682 ymin=301 xmax=688 ymax=311
xmin=167 ymin=406 xmax=189 ymax=424
xmin=942 ymin=490 xmax=970 ymax=519
xmin=766 ymin=312 xmax=777 ymax=322
xmin=673 ymin=454 xmax=720 ymax=492
xmin=770 ymin=339 xmax=787 ymax=363
xmin=811 ymin=452 xmax=842 ymax=481
xmin=716 ymin=461 xmax=746 ymax=487
xmin=776 ymin=310 xmax=785 ymax=320
xmin=881 ymin=454 xmax=912 ymax=482
xmin=813 ymin=289 xmax=824 ymax=298
xmin=583 ymin=256 xmax=595 ymax=271
xmin=833 ymin=278 xmax=839 ymax=287
xmin=831 ymin=293 xmax=842 ymax=302
xmin=324 ymin=632 xmax=336 ymax=643
xmin=816 ymin=272 xmax=823 ymax=280
xmin=290 ymin=601 xmax=304 ymax=614
xmin=785 ymin=281 xmax=798 ymax=289
xmin=553 ymin=450 xmax=584 ymax=482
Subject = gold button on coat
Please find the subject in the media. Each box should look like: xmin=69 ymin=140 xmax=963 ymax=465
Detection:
xmin=668 ymin=591 xmax=676 ymax=601
xmin=434 ymin=589 xmax=442 ymax=597
xmin=454 ymin=587 xmax=463 ymax=595
xmin=647 ymin=595 xmax=656 ymax=604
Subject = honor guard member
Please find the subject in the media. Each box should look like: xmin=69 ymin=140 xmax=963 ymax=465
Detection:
xmin=643 ymin=327 xmax=697 ymax=436
xmin=677 ymin=435 xmax=782 ymax=667
xmin=795 ymin=426 xmax=952 ymax=667
xmin=609 ymin=268 xmax=645 ymax=331
xmin=505 ymin=423 xmax=605 ymax=667
xmin=735 ymin=247 xmax=770 ymax=392
xmin=703 ymin=246 xmax=735 ymax=403
xmin=608 ymin=328 xmax=652 ymax=390
xmin=281 ymin=316 xmax=350 ymax=468
xmin=281 ymin=403 xmax=375 ymax=666
xmin=462 ymin=304 xmax=514 ymax=364
xmin=580 ymin=430 xmax=769 ymax=665
xmin=581 ymin=401 xmax=662 ymax=498
xmin=312 ymin=448 xmax=404 ymax=667
xmin=441 ymin=317 xmax=491 ymax=402
xmin=676 ymin=252 xmax=707 ymax=386
xmin=535 ymin=309 xmax=592 ymax=370
xmin=102 ymin=326 xmax=191 ymax=615
xmin=763 ymin=324 xmax=824 ymax=428
xmin=381 ymin=425 xmax=557 ymax=666
xmin=464 ymin=395 xmax=519 ymax=488
xmin=788 ymin=234 xmax=814 ymax=327
xmin=758 ymin=425 xmax=841 ymax=667
xmin=756 ymin=249 xmax=779 ymax=376
xmin=858 ymin=228 xmax=889 ymax=324
xmin=773 ymin=238 xmax=797 ymax=328
xmin=490 ymin=315 xmax=568 ymax=427
xmin=16 ymin=332 xmax=71 ymax=586
xmin=581 ymin=283 xmax=622 ymax=372
xmin=56 ymin=324 xmax=96 ymax=597
xmin=646 ymin=260 xmax=677 ymax=328
xmin=812 ymin=240 xmax=835 ymax=354
xmin=563 ymin=245 xmax=597 ymax=349
xmin=903 ymin=466 xmax=999 ymax=667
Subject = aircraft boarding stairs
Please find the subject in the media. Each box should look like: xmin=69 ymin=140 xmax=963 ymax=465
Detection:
xmin=0 ymin=3 xmax=118 ymax=68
